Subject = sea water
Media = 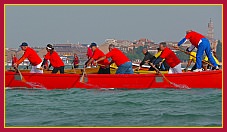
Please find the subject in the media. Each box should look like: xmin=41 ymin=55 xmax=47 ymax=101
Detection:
xmin=5 ymin=88 xmax=222 ymax=127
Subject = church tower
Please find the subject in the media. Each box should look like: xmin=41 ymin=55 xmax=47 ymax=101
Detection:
xmin=207 ymin=18 xmax=217 ymax=52
xmin=207 ymin=18 xmax=214 ymax=40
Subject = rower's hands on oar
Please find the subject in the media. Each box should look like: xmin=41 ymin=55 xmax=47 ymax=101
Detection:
xmin=183 ymin=68 xmax=188 ymax=72
xmin=150 ymin=63 xmax=160 ymax=74
xmin=94 ymin=61 xmax=98 ymax=66
xmin=13 ymin=63 xmax=18 ymax=68
xmin=134 ymin=66 xmax=140 ymax=71
xmin=145 ymin=60 xmax=150 ymax=64
xmin=14 ymin=65 xmax=19 ymax=72
xmin=149 ymin=62 xmax=154 ymax=67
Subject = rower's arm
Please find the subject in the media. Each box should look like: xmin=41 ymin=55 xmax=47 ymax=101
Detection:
xmin=86 ymin=58 xmax=94 ymax=66
xmin=15 ymin=56 xmax=26 ymax=65
xmin=71 ymin=59 xmax=74 ymax=64
xmin=96 ymin=56 xmax=106 ymax=63
xmin=152 ymin=57 xmax=163 ymax=65
xmin=140 ymin=54 xmax=151 ymax=66
xmin=48 ymin=64 xmax=52 ymax=69
xmin=41 ymin=59 xmax=48 ymax=67
xmin=185 ymin=59 xmax=192 ymax=69
xmin=178 ymin=38 xmax=188 ymax=46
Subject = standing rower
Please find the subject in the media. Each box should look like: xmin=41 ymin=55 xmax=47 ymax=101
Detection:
xmin=72 ymin=53 xmax=80 ymax=68
xmin=13 ymin=42 xmax=43 ymax=73
xmin=11 ymin=54 xmax=18 ymax=69
xmin=151 ymin=42 xmax=182 ymax=74
xmin=41 ymin=44 xmax=65 ymax=74
xmin=175 ymin=30 xmax=219 ymax=72
xmin=85 ymin=43 xmax=110 ymax=74
xmin=96 ymin=44 xmax=133 ymax=74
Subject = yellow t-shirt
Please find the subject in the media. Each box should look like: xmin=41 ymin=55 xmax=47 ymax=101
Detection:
xmin=189 ymin=52 xmax=196 ymax=63
xmin=154 ymin=51 xmax=162 ymax=58
xmin=154 ymin=51 xmax=165 ymax=62
xmin=204 ymin=55 xmax=220 ymax=65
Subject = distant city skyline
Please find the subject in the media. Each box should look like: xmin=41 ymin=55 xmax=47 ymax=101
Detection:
xmin=5 ymin=5 xmax=222 ymax=48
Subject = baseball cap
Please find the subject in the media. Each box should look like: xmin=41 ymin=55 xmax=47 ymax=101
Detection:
xmin=20 ymin=42 xmax=28 ymax=47
xmin=90 ymin=43 xmax=97 ymax=48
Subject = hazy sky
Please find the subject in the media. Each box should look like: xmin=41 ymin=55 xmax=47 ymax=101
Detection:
xmin=6 ymin=5 xmax=222 ymax=48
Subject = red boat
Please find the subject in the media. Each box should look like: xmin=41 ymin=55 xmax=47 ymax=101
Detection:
xmin=5 ymin=70 xmax=222 ymax=90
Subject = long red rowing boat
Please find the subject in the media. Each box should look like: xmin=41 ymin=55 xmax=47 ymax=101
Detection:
xmin=5 ymin=70 xmax=222 ymax=90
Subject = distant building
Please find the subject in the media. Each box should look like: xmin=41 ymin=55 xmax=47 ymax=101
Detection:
xmin=52 ymin=44 xmax=87 ymax=60
xmin=133 ymin=38 xmax=154 ymax=47
xmin=105 ymin=39 xmax=117 ymax=45
xmin=206 ymin=18 xmax=218 ymax=52
xmin=207 ymin=18 xmax=214 ymax=40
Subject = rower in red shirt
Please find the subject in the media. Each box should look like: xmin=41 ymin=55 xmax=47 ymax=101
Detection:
xmin=96 ymin=44 xmax=133 ymax=74
xmin=85 ymin=45 xmax=95 ymax=67
xmin=41 ymin=44 xmax=65 ymax=74
xmin=151 ymin=42 xmax=182 ymax=74
xmin=14 ymin=42 xmax=43 ymax=73
xmin=85 ymin=43 xmax=110 ymax=74
xmin=11 ymin=54 xmax=18 ymax=68
xmin=175 ymin=30 xmax=219 ymax=72
xmin=71 ymin=53 xmax=80 ymax=68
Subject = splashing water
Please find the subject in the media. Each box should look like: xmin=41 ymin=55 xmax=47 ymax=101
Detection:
xmin=170 ymin=82 xmax=190 ymax=89
xmin=25 ymin=82 xmax=46 ymax=89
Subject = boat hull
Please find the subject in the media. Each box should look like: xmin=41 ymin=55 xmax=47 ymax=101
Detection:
xmin=5 ymin=70 xmax=222 ymax=90
xmin=8 ymin=67 xmax=100 ymax=74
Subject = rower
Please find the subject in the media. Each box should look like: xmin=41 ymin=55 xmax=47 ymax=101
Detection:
xmin=13 ymin=42 xmax=43 ymax=73
xmin=85 ymin=43 xmax=110 ymax=74
xmin=153 ymin=48 xmax=170 ymax=71
xmin=42 ymin=55 xmax=49 ymax=70
xmin=175 ymin=30 xmax=219 ymax=72
xmin=72 ymin=53 xmax=80 ymax=68
xmin=150 ymin=42 xmax=182 ymax=74
xmin=184 ymin=48 xmax=197 ymax=72
xmin=203 ymin=49 xmax=220 ymax=71
xmin=140 ymin=48 xmax=156 ymax=71
xmin=96 ymin=44 xmax=133 ymax=74
xmin=41 ymin=44 xmax=65 ymax=74
xmin=11 ymin=54 xmax=18 ymax=69
xmin=85 ymin=45 xmax=94 ymax=67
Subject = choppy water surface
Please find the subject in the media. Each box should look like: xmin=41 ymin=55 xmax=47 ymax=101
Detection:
xmin=5 ymin=88 xmax=222 ymax=127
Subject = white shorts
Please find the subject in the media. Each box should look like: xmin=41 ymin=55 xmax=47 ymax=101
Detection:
xmin=30 ymin=62 xmax=43 ymax=73
xmin=168 ymin=63 xmax=182 ymax=74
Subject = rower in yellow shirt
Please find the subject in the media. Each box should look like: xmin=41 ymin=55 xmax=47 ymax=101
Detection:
xmin=184 ymin=51 xmax=197 ymax=72
xmin=203 ymin=52 xmax=220 ymax=70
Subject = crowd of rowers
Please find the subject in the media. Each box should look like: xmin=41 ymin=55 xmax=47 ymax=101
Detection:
xmin=12 ymin=30 xmax=220 ymax=74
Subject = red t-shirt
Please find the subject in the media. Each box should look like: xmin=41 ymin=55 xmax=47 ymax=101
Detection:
xmin=16 ymin=47 xmax=42 ymax=66
xmin=87 ymin=47 xmax=93 ymax=58
xmin=92 ymin=48 xmax=109 ymax=66
xmin=185 ymin=31 xmax=205 ymax=47
xmin=73 ymin=56 xmax=79 ymax=65
xmin=45 ymin=51 xmax=64 ymax=68
xmin=106 ymin=48 xmax=130 ymax=66
xmin=160 ymin=47 xmax=181 ymax=68
xmin=12 ymin=57 xmax=18 ymax=65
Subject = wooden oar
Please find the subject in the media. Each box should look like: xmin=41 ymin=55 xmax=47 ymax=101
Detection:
xmin=152 ymin=65 xmax=190 ymax=89
xmin=14 ymin=67 xmax=27 ymax=82
xmin=97 ymin=64 xmax=118 ymax=69
xmin=72 ymin=64 xmax=77 ymax=73
xmin=80 ymin=66 xmax=88 ymax=83
xmin=175 ymin=47 xmax=214 ymax=68
xmin=151 ymin=65 xmax=173 ymax=85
